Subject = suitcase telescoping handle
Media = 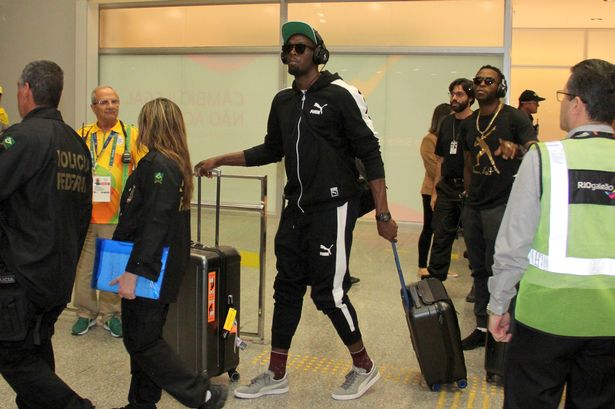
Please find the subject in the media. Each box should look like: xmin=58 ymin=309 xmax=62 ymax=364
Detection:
xmin=196 ymin=169 xmax=222 ymax=247
xmin=392 ymin=242 xmax=411 ymax=310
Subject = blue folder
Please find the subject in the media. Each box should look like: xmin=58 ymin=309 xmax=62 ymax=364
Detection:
xmin=92 ymin=238 xmax=168 ymax=300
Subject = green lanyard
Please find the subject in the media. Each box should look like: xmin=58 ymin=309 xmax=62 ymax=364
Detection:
xmin=90 ymin=131 xmax=118 ymax=169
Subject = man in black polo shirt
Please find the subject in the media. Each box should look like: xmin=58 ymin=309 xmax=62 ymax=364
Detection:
xmin=426 ymin=78 xmax=474 ymax=281
xmin=518 ymin=89 xmax=545 ymax=137
xmin=459 ymin=65 xmax=536 ymax=350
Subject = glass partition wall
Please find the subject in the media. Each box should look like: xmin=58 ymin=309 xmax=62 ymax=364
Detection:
xmin=98 ymin=0 xmax=507 ymax=222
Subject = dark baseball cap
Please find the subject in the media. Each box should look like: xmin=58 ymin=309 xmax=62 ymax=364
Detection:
xmin=282 ymin=21 xmax=318 ymax=44
xmin=519 ymin=89 xmax=546 ymax=102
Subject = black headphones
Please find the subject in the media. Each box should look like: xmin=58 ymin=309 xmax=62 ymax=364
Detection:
xmin=281 ymin=30 xmax=329 ymax=66
xmin=312 ymin=31 xmax=329 ymax=65
xmin=476 ymin=65 xmax=508 ymax=98
xmin=497 ymin=75 xmax=508 ymax=98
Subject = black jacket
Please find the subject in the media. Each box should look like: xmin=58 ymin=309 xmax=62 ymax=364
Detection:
xmin=113 ymin=150 xmax=190 ymax=303
xmin=244 ymin=70 xmax=384 ymax=212
xmin=0 ymin=107 xmax=92 ymax=308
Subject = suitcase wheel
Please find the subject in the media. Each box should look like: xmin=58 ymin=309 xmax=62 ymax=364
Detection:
xmin=456 ymin=379 xmax=468 ymax=389
xmin=430 ymin=383 xmax=441 ymax=392
xmin=228 ymin=369 xmax=240 ymax=382
xmin=486 ymin=373 xmax=503 ymax=386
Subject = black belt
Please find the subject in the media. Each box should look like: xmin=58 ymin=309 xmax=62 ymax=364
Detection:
xmin=445 ymin=177 xmax=464 ymax=184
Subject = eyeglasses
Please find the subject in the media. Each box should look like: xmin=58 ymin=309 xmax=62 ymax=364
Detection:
xmin=556 ymin=90 xmax=578 ymax=102
xmin=473 ymin=76 xmax=497 ymax=86
xmin=94 ymin=99 xmax=120 ymax=106
xmin=449 ymin=91 xmax=467 ymax=98
xmin=281 ymin=43 xmax=315 ymax=55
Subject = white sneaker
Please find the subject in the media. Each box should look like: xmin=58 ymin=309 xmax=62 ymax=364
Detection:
xmin=331 ymin=361 xmax=380 ymax=400
xmin=234 ymin=370 xmax=289 ymax=399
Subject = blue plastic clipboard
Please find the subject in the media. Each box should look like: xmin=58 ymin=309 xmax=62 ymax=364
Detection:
xmin=92 ymin=238 xmax=168 ymax=300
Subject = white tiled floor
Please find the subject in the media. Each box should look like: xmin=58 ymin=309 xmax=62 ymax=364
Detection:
xmin=1 ymin=219 xmax=512 ymax=409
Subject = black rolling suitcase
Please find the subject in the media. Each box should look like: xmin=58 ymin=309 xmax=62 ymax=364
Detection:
xmin=484 ymin=298 xmax=514 ymax=385
xmin=485 ymin=332 xmax=507 ymax=385
xmin=163 ymin=173 xmax=241 ymax=381
xmin=392 ymin=243 xmax=467 ymax=391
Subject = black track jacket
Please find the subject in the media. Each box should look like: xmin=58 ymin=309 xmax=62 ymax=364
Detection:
xmin=244 ymin=70 xmax=385 ymax=212
xmin=0 ymin=107 xmax=92 ymax=308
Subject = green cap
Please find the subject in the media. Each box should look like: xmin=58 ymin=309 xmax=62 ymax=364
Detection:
xmin=282 ymin=21 xmax=318 ymax=44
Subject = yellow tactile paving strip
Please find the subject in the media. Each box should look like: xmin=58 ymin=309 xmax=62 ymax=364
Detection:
xmin=249 ymin=348 xmax=504 ymax=408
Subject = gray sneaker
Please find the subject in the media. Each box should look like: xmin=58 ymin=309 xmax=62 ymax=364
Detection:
xmin=331 ymin=361 xmax=380 ymax=400
xmin=234 ymin=370 xmax=288 ymax=399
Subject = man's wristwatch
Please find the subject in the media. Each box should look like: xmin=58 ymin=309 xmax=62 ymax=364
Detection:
xmin=375 ymin=211 xmax=391 ymax=222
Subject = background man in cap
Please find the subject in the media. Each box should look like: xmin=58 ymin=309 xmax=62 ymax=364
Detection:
xmin=195 ymin=20 xmax=397 ymax=401
xmin=488 ymin=58 xmax=615 ymax=408
xmin=0 ymin=86 xmax=9 ymax=131
xmin=518 ymin=89 xmax=546 ymax=136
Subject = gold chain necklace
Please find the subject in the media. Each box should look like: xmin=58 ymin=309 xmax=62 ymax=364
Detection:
xmin=476 ymin=101 xmax=503 ymax=137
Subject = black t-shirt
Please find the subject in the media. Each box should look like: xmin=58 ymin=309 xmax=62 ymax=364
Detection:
xmin=460 ymin=104 xmax=536 ymax=209
xmin=435 ymin=114 xmax=465 ymax=181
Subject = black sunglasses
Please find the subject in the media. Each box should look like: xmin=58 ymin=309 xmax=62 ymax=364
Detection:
xmin=281 ymin=43 xmax=315 ymax=55
xmin=473 ymin=76 xmax=497 ymax=86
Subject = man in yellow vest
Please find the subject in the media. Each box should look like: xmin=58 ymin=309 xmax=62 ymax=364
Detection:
xmin=488 ymin=59 xmax=615 ymax=408
xmin=72 ymin=86 xmax=146 ymax=338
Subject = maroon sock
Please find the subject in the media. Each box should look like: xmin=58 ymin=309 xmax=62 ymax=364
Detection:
xmin=350 ymin=347 xmax=373 ymax=372
xmin=268 ymin=350 xmax=288 ymax=380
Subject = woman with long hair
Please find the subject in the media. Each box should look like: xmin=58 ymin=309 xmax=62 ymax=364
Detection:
xmin=110 ymin=98 xmax=226 ymax=409
xmin=418 ymin=103 xmax=452 ymax=277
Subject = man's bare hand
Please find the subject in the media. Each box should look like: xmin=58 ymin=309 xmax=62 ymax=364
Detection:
xmin=494 ymin=139 xmax=518 ymax=160
xmin=377 ymin=218 xmax=398 ymax=242
xmin=194 ymin=158 xmax=218 ymax=177
xmin=488 ymin=311 xmax=512 ymax=342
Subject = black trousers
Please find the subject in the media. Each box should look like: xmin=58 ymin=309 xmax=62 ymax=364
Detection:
xmin=427 ymin=182 xmax=463 ymax=281
xmin=505 ymin=322 xmax=615 ymax=409
xmin=0 ymin=298 xmax=93 ymax=409
xmin=462 ymin=203 xmax=506 ymax=328
xmin=417 ymin=194 xmax=433 ymax=268
xmin=271 ymin=201 xmax=361 ymax=350
xmin=121 ymin=298 xmax=209 ymax=409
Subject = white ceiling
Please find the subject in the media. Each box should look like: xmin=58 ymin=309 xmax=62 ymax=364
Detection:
xmin=94 ymin=0 xmax=615 ymax=29
xmin=513 ymin=0 xmax=615 ymax=28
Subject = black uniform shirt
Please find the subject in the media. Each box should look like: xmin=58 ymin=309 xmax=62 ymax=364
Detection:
xmin=113 ymin=150 xmax=190 ymax=303
xmin=435 ymin=114 xmax=465 ymax=180
xmin=0 ymin=107 xmax=92 ymax=308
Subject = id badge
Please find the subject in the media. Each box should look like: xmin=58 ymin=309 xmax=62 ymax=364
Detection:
xmin=449 ymin=141 xmax=458 ymax=154
xmin=93 ymin=176 xmax=112 ymax=203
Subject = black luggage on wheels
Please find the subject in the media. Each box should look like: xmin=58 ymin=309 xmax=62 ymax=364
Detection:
xmin=392 ymin=243 xmax=467 ymax=391
xmin=163 ymin=173 xmax=241 ymax=381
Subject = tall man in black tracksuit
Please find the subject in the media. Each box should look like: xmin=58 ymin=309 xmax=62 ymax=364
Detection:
xmin=195 ymin=21 xmax=398 ymax=401
xmin=0 ymin=61 xmax=94 ymax=408
xmin=426 ymin=78 xmax=474 ymax=281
